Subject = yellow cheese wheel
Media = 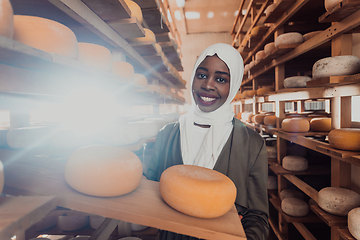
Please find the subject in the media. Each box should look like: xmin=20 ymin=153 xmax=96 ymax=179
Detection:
xmin=13 ymin=15 xmax=78 ymax=59
xmin=328 ymin=128 xmax=360 ymax=151
xmin=310 ymin=117 xmax=332 ymax=132
xmin=78 ymin=42 xmax=112 ymax=71
xmin=281 ymin=118 xmax=310 ymax=133
xmin=154 ymin=43 xmax=162 ymax=53
xmin=255 ymin=50 xmax=266 ymax=61
xmin=65 ymin=145 xmax=143 ymax=197
xmin=325 ymin=0 xmax=341 ymax=11
xmin=256 ymin=86 xmax=274 ymax=96
xmin=124 ymin=0 xmax=143 ymax=24
xmin=264 ymin=42 xmax=276 ymax=55
xmin=241 ymin=112 xmax=254 ymax=123
xmin=254 ymin=114 xmax=266 ymax=124
xmin=159 ymin=165 xmax=237 ymax=218
xmin=112 ymin=61 xmax=135 ymax=80
xmin=0 ymin=0 xmax=14 ymax=38
xmin=134 ymin=73 xmax=148 ymax=86
xmin=0 ymin=160 xmax=3 ymax=194
xmin=130 ymin=28 xmax=156 ymax=43
xmin=264 ymin=115 xmax=277 ymax=126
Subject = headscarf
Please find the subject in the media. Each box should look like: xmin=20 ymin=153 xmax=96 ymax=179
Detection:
xmin=179 ymin=43 xmax=244 ymax=169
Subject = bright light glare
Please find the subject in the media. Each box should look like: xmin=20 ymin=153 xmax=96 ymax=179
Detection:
xmin=207 ymin=11 xmax=214 ymax=18
xmin=167 ymin=9 xmax=172 ymax=22
xmin=242 ymin=9 xmax=247 ymax=15
xmin=174 ymin=10 xmax=182 ymax=20
xmin=185 ymin=11 xmax=200 ymax=19
xmin=234 ymin=10 xmax=239 ymax=16
xmin=176 ymin=0 xmax=185 ymax=8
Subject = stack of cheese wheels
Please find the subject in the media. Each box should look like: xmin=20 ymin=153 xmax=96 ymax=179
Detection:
xmin=250 ymin=26 xmax=264 ymax=36
xmin=6 ymin=126 xmax=51 ymax=149
xmin=78 ymin=42 xmax=112 ymax=71
xmin=282 ymin=118 xmax=310 ymax=133
xmin=281 ymin=198 xmax=309 ymax=217
xmin=58 ymin=213 xmax=89 ymax=231
xmin=264 ymin=42 xmax=276 ymax=55
xmin=348 ymin=207 xmax=360 ymax=239
xmin=303 ymin=30 xmax=322 ymax=41
xmin=0 ymin=160 xmax=3 ymax=194
xmin=284 ymin=76 xmax=312 ymax=88
xmin=130 ymin=28 xmax=156 ymax=43
xmin=13 ymin=15 xmax=78 ymax=59
xmin=310 ymin=117 xmax=332 ymax=132
xmin=328 ymin=128 xmax=360 ymax=151
xmin=112 ymin=61 xmax=135 ymax=80
xmin=159 ymin=165 xmax=237 ymax=218
xmin=282 ymin=155 xmax=308 ymax=171
xmin=254 ymin=114 xmax=266 ymax=124
xmin=256 ymin=86 xmax=274 ymax=96
xmin=268 ymin=175 xmax=277 ymax=190
xmin=325 ymin=0 xmax=341 ymax=11
xmin=0 ymin=0 xmax=14 ymax=38
xmin=275 ymin=32 xmax=303 ymax=47
xmin=318 ymin=187 xmax=360 ymax=216
xmin=264 ymin=114 xmax=277 ymax=126
xmin=124 ymin=0 xmax=143 ymax=24
xmin=255 ymin=50 xmax=266 ymax=61
xmin=312 ymin=55 xmax=360 ymax=79
xmin=134 ymin=73 xmax=148 ymax=87
xmin=280 ymin=189 xmax=305 ymax=201
xmin=65 ymin=145 xmax=143 ymax=197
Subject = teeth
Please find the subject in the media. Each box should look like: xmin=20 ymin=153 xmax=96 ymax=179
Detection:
xmin=200 ymin=96 xmax=216 ymax=102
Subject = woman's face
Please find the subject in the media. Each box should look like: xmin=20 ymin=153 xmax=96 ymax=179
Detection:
xmin=192 ymin=55 xmax=230 ymax=112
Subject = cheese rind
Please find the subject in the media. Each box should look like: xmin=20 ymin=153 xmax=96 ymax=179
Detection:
xmin=0 ymin=0 xmax=14 ymax=38
xmin=159 ymin=165 xmax=237 ymax=218
xmin=264 ymin=115 xmax=276 ymax=126
xmin=284 ymin=76 xmax=312 ymax=88
xmin=275 ymin=32 xmax=303 ymax=47
xmin=281 ymin=198 xmax=309 ymax=217
xmin=78 ymin=42 xmax=112 ymax=71
xmin=256 ymin=86 xmax=274 ymax=96
xmin=348 ymin=207 xmax=360 ymax=240
xmin=325 ymin=0 xmax=341 ymax=11
xmin=130 ymin=28 xmax=156 ymax=43
xmin=328 ymin=128 xmax=360 ymax=151
xmin=125 ymin=0 xmax=143 ymax=24
xmin=264 ymin=42 xmax=276 ymax=55
xmin=310 ymin=117 xmax=332 ymax=132
xmin=112 ymin=61 xmax=135 ymax=80
xmin=312 ymin=55 xmax=360 ymax=79
xmin=282 ymin=155 xmax=308 ymax=171
xmin=282 ymin=118 xmax=310 ymax=133
xmin=255 ymin=50 xmax=266 ymax=61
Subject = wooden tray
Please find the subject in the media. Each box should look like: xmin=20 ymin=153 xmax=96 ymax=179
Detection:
xmin=3 ymin=151 xmax=246 ymax=240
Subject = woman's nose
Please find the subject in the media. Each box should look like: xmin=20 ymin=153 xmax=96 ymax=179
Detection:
xmin=201 ymin=77 xmax=215 ymax=90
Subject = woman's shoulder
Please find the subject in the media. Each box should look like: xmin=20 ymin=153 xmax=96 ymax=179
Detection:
xmin=233 ymin=118 xmax=264 ymax=142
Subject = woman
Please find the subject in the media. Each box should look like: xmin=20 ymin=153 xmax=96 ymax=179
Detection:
xmin=144 ymin=43 xmax=269 ymax=240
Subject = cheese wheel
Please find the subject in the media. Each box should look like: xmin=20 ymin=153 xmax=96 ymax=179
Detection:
xmin=124 ymin=0 xmax=143 ymax=24
xmin=89 ymin=215 xmax=106 ymax=229
xmin=256 ymin=86 xmax=274 ymax=96
xmin=282 ymin=155 xmax=308 ymax=171
xmin=0 ymin=161 xmax=3 ymax=195
xmin=325 ymin=0 xmax=341 ymax=11
xmin=281 ymin=198 xmax=309 ymax=217
xmin=159 ymin=165 xmax=237 ymax=218
xmin=245 ymin=89 xmax=257 ymax=97
xmin=303 ymin=31 xmax=322 ymax=41
xmin=255 ymin=50 xmax=266 ymax=61
xmin=328 ymin=128 xmax=360 ymax=151
xmin=318 ymin=187 xmax=360 ymax=216
xmin=312 ymin=55 xmax=360 ymax=79
xmin=154 ymin=43 xmax=162 ymax=53
xmin=264 ymin=42 xmax=276 ymax=55
xmin=134 ymin=73 xmax=148 ymax=86
xmin=6 ymin=126 xmax=51 ymax=149
xmin=58 ymin=215 xmax=89 ymax=231
xmin=284 ymin=76 xmax=312 ymax=88
xmin=251 ymin=26 xmax=263 ymax=36
xmin=65 ymin=145 xmax=143 ymax=197
xmin=310 ymin=117 xmax=332 ymax=132
xmin=275 ymin=32 xmax=303 ymax=47
xmin=268 ymin=175 xmax=277 ymax=190
xmin=244 ymin=63 xmax=250 ymax=74
xmin=282 ymin=118 xmax=310 ymax=133
xmin=0 ymin=0 xmax=14 ymax=38
xmin=267 ymin=146 xmax=277 ymax=159
xmin=348 ymin=207 xmax=360 ymax=240
xmin=280 ymin=189 xmax=305 ymax=201
xmin=130 ymin=28 xmax=156 ymax=43
xmin=13 ymin=15 xmax=78 ymax=59
xmin=254 ymin=114 xmax=266 ymax=124
xmin=78 ymin=42 xmax=112 ymax=71
xmin=241 ymin=112 xmax=254 ymax=123
xmin=264 ymin=115 xmax=276 ymax=126
xmin=112 ymin=61 xmax=135 ymax=80
xmin=264 ymin=3 xmax=276 ymax=16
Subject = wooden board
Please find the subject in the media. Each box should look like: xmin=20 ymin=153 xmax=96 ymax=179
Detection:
xmin=107 ymin=16 xmax=145 ymax=39
xmin=319 ymin=0 xmax=360 ymax=23
xmin=338 ymin=228 xmax=356 ymax=240
xmin=309 ymin=201 xmax=347 ymax=227
xmin=130 ymin=41 xmax=158 ymax=56
xmin=0 ymin=196 xmax=57 ymax=240
xmin=2 ymin=152 xmax=246 ymax=240
xmin=142 ymin=8 xmax=170 ymax=34
xmin=306 ymin=73 xmax=360 ymax=87
xmin=263 ymin=0 xmax=297 ymax=23
xmin=81 ymin=0 xmax=131 ymax=21
xmin=269 ymin=162 xmax=331 ymax=176
xmin=316 ymin=145 xmax=360 ymax=159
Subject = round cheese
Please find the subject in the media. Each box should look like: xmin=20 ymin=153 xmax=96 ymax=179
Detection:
xmin=0 ymin=0 xmax=14 ymax=38
xmin=125 ymin=0 xmax=143 ymax=24
xmin=244 ymin=63 xmax=250 ymax=74
xmin=78 ymin=42 xmax=112 ymax=71
xmin=282 ymin=118 xmax=310 ymax=133
xmin=255 ymin=50 xmax=266 ymax=61
xmin=348 ymin=207 xmax=360 ymax=240
xmin=134 ymin=73 xmax=148 ymax=86
xmin=154 ymin=43 xmax=162 ymax=53
xmin=325 ymin=0 xmax=341 ymax=11
xmin=251 ymin=26 xmax=263 ymax=36
xmin=284 ymin=76 xmax=312 ymax=88
xmin=65 ymin=145 xmax=143 ymax=197
xmin=0 ymin=160 xmax=3 ymax=195
xmin=254 ymin=114 xmax=266 ymax=124
xmin=89 ymin=215 xmax=106 ymax=229
xmin=280 ymin=189 xmax=305 ymax=201
xmin=6 ymin=126 xmax=51 ymax=149
xmin=303 ymin=31 xmax=322 ymax=41
xmin=281 ymin=198 xmax=309 ymax=217
xmin=264 ymin=3 xmax=276 ymax=16
xmin=264 ymin=115 xmax=277 ymax=126
xmin=282 ymin=155 xmax=308 ymax=171
xmin=257 ymin=86 xmax=274 ymax=96
xmin=58 ymin=215 xmax=89 ymax=231
xmin=112 ymin=61 xmax=135 ymax=80
xmin=275 ymin=32 xmax=303 ymax=47
xmin=264 ymin=42 xmax=276 ymax=55
xmin=310 ymin=117 xmax=332 ymax=132
xmin=241 ymin=112 xmax=254 ymax=123
xmin=159 ymin=165 xmax=237 ymax=218
xmin=318 ymin=187 xmax=360 ymax=216
xmin=268 ymin=175 xmax=277 ymax=190
xmin=328 ymin=128 xmax=360 ymax=151
xmin=312 ymin=55 xmax=360 ymax=79
xmin=13 ymin=15 xmax=78 ymax=59
xmin=130 ymin=28 xmax=156 ymax=43
xmin=130 ymin=223 xmax=148 ymax=231
xmin=267 ymin=146 xmax=277 ymax=159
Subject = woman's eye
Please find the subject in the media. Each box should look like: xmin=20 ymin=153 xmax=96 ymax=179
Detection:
xmin=197 ymin=73 xmax=207 ymax=79
xmin=216 ymin=78 xmax=227 ymax=83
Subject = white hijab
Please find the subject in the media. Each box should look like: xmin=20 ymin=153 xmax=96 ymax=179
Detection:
xmin=179 ymin=43 xmax=244 ymax=169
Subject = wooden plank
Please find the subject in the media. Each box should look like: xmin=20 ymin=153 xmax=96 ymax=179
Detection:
xmin=143 ymin=55 xmax=168 ymax=72
xmin=316 ymin=145 xmax=360 ymax=159
xmin=142 ymin=8 xmax=170 ymax=34
xmin=269 ymin=162 xmax=331 ymax=176
xmin=130 ymin=42 xmax=158 ymax=56
xmin=0 ymin=196 xmax=57 ymax=240
xmin=81 ymin=0 xmax=131 ymax=21
xmin=107 ymin=16 xmax=145 ymax=39
xmin=309 ymin=200 xmax=347 ymax=227
xmin=319 ymin=0 xmax=360 ymax=23
xmin=306 ymin=73 xmax=360 ymax=87
xmin=338 ymin=228 xmax=356 ymax=240
xmin=283 ymin=175 xmax=319 ymax=203
xmin=263 ymin=0 xmax=297 ymax=23
xmin=269 ymin=217 xmax=287 ymax=240
xmin=3 ymin=152 xmax=246 ymax=240
xmin=292 ymin=222 xmax=317 ymax=240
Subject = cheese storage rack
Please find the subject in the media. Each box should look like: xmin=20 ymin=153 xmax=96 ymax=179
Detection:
xmin=231 ymin=0 xmax=360 ymax=239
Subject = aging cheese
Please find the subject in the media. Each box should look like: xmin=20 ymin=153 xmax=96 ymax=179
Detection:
xmin=134 ymin=73 xmax=148 ymax=86
xmin=159 ymin=165 xmax=237 ymax=218
xmin=264 ymin=3 xmax=276 ymax=16
xmin=112 ymin=61 xmax=135 ymax=80
xmin=264 ymin=115 xmax=277 ymax=126
xmin=256 ymin=86 xmax=274 ymax=96
xmin=0 ymin=161 xmax=3 ymax=195
xmin=348 ymin=207 xmax=360 ymax=240
xmin=130 ymin=28 xmax=156 ymax=43
xmin=325 ymin=0 xmax=341 ymax=11
xmin=328 ymin=128 xmax=360 ymax=151
xmin=124 ymin=0 xmax=143 ymax=24
xmin=310 ymin=117 xmax=332 ymax=132
xmin=280 ymin=189 xmax=305 ymax=201
xmin=13 ymin=15 xmax=78 ymax=59
xmin=275 ymin=32 xmax=303 ymax=47
xmin=284 ymin=76 xmax=312 ymax=88
xmin=241 ymin=112 xmax=254 ymax=123
xmin=318 ymin=187 xmax=360 ymax=216
xmin=0 ymin=0 xmax=14 ymax=38
xmin=264 ymin=42 xmax=276 ymax=55
xmin=281 ymin=198 xmax=309 ymax=217
xmin=254 ymin=114 xmax=266 ymax=124
xmin=313 ymin=55 xmax=360 ymax=79
xmin=282 ymin=118 xmax=310 ymax=133
xmin=78 ymin=42 xmax=112 ymax=71
xmin=255 ymin=50 xmax=266 ymax=61
xmin=282 ymin=155 xmax=308 ymax=171
xmin=58 ymin=215 xmax=89 ymax=231
xmin=267 ymin=146 xmax=277 ymax=159
xmin=154 ymin=43 xmax=162 ymax=53
xmin=268 ymin=175 xmax=277 ymax=190
xmin=65 ymin=145 xmax=143 ymax=197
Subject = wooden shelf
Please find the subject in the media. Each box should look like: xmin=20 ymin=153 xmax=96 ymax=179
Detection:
xmin=319 ymin=0 xmax=360 ymax=23
xmin=269 ymin=162 xmax=331 ymax=176
xmin=263 ymin=0 xmax=297 ymax=24
xmin=339 ymin=228 xmax=356 ymax=240
xmin=309 ymin=201 xmax=347 ymax=227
